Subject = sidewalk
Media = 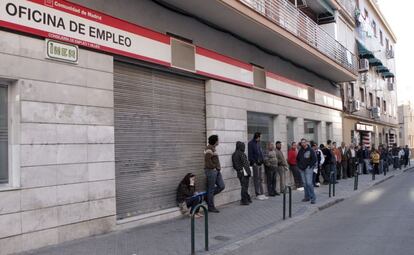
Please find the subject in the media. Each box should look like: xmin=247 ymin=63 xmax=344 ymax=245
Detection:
xmin=20 ymin=165 xmax=414 ymax=255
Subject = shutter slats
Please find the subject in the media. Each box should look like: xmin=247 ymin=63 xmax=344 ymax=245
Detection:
xmin=114 ymin=62 xmax=206 ymax=219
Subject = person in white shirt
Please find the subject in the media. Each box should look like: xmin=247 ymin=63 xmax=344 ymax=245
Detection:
xmin=311 ymin=141 xmax=324 ymax=187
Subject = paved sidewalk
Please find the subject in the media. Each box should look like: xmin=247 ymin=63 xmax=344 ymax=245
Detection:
xmin=20 ymin=166 xmax=413 ymax=255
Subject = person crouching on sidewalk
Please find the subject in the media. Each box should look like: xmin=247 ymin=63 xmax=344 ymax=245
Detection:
xmin=177 ymin=173 xmax=204 ymax=218
xmin=296 ymin=138 xmax=317 ymax=204
xmin=232 ymin=141 xmax=252 ymax=205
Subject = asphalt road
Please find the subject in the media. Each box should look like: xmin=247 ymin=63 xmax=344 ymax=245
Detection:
xmin=226 ymin=169 xmax=414 ymax=255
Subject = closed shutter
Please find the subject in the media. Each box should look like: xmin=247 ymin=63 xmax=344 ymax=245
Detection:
xmin=114 ymin=62 xmax=206 ymax=219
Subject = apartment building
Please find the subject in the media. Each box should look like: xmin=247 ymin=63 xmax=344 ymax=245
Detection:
xmin=341 ymin=0 xmax=398 ymax=148
xmin=399 ymin=104 xmax=414 ymax=148
xmin=0 ymin=1 xmax=358 ymax=253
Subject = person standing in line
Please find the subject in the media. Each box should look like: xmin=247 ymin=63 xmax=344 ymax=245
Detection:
xmin=380 ymin=145 xmax=389 ymax=174
xmin=332 ymin=142 xmax=342 ymax=180
xmin=348 ymin=144 xmax=357 ymax=177
xmin=370 ymin=146 xmax=380 ymax=175
xmin=391 ymin=143 xmax=400 ymax=170
xmin=264 ymin=142 xmax=279 ymax=196
xmin=327 ymin=140 xmax=338 ymax=184
xmin=403 ymin=145 xmax=410 ymax=168
xmin=232 ymin=141 xmax=252 ymax=205
xmin=288 ymin=142 xmax=303 ymax=190
xmin=362 ymin=144 xmax=371 ymax=174
xmin=398 ymin=146 xmax=405 ymax=169
xmin=204 ymin=135 xmax=225 ymax=213
xmin=275 ymin=141 xmax=288 ymax=194
xmin=321 ymin=144 xmax=333 ymax=185
xmin=340 ymin=142 xmax=349 ymax=179
xmin=311 ymin=141 xmax=324 ymax=187
xmin=248 ymin=132 xmax=268 ymax=200
xmin=296 ymin=138 xmax=317 ymax=204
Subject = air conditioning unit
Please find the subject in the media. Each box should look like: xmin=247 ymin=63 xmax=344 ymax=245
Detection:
xmin=360 ymin=73 xmax=368 ymax=84
xmin=352 ymin=100 xmax=361 ymax=112
xmin=371 ymin=106 xmax=381 ymax=119
xmin=386 ymin=49 xmax=395 ymax=59
xmin=359 ymin=58 xmax=369 ymax=72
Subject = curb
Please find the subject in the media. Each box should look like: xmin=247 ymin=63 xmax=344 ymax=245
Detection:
xmin=204 ymin=167 xmax=413 ymax=255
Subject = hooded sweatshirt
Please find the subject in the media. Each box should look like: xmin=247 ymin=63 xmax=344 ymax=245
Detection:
xmin=232 ymin=142 xmax=252 ymax=177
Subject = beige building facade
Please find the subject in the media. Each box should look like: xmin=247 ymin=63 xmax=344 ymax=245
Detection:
xmin=399 ymin=104 xmax=414 ymax=148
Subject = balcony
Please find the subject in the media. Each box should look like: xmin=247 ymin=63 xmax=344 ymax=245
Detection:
xmin=240 ymin=0 xmax=357 ymax=74
xmin=159 ymin=0 xmax=358 ymax=82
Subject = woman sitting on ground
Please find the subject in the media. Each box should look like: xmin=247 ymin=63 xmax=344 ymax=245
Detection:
xmin=176 ymin=173 xmax=204 ymax=218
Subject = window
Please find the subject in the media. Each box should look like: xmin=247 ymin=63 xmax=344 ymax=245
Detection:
xmin=304 ymin=119 xmax=319 ymax=143
xmin=380 ymin=30 xmax=383 ymax=45
xmin=386 ymin=38 xmax=389 ymax=51
xmin=372 ymin=20 xmax=377 ymax=37
xmin=383 ymin=100 xmax=387 ymax=112
xmin=376 ymin=97 xmax=380 ymax=107
xmin=369 ymin=93 xmax=373 ymax=107
xmin=0 ymin=85 xmax=8 ymax=184
xmin=360 ymin=88 xmax=365 ymax=103
xmin=326 ymin=122 xmax=333 ymax=141
xmin=247 ymin=112 xmax=274 ymax=151
xmin=364 ymin=8 xmax=368 ymax=20
xmin=349 ymin=83 xmax=355 ymax=98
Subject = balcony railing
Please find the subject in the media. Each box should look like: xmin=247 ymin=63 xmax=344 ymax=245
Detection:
xmin=239 ymin=0 xmax=358 ymax=74
xmin=337 ymin=0 xmax=356 ymax=18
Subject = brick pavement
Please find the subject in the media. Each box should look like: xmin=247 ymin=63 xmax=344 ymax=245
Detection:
xmin=19 ymin=165 xmax=413 ymax=255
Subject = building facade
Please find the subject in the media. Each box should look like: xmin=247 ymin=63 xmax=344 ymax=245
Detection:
xmin=399 ymin=104 xmax=414 ymax=148
xmin=0 ymin=0 xmax=359 ymax=253
xmin=341 ymin=0 xmax=398 ymax=148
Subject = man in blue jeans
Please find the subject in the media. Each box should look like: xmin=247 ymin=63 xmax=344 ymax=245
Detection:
xmin=296 ymin=138 xmax=317 ymax=204
xmin=204 ymin=135 xmax=225 ymax=213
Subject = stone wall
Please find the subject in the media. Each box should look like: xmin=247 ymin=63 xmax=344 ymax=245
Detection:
xmin=0 ymin=31 xmax=115 ymax=255
xmin=206 ymin=80 xmax=343 ymax=205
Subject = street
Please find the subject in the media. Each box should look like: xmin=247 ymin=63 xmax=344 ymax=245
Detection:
xmin=226 ymin=169 xmax=414 ymax=255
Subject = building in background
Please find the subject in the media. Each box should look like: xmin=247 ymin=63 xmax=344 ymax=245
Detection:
xmin=0 ymin=0 xmax=361 ymax=253
xmin=399 ymin=103 xmax=414 ymax=148
xmin=341 ymin=0 xmax=398 ymax=148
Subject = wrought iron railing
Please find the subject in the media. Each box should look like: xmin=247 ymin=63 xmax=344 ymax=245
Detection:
xmin=239 ymin=0 xmax=358 ymax=74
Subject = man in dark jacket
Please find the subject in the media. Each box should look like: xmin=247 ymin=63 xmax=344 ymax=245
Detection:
xmin=248 ymin=132 xmax=267 ymax=200
xmin=232 ymin=141 xmax=252 ymax=205
xmin=321 ymin=143 xmax=334 ymax=185
xmin=296 ymin=138 xmax=317 ymax=204
xmin=204 ymin=135 xmax=225 ymax=213
xmin=391 ymin=143 xmax=400 ymax=170
xmin=403 ymin=145 xmax=410 ymax=168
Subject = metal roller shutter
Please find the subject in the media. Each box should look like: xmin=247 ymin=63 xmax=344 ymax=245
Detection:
xmin=114 ymin=62 xmax=206 ymax=219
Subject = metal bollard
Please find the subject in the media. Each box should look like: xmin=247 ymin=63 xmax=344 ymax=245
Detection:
xmin=354 ymin=172 xmax=359 ymax=190
xmin=283 ymin=186 xmax=292 ymax=220
xmin=191 ymin=204 xmax=208 ymax=255
xmin=329 ymin=172 xmax=335 ymax=197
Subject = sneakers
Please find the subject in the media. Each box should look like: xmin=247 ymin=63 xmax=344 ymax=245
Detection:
xmin=297 ymin=187 xmax=304 ymax=191
xmin=256 ymin=195 xmax=268 ymax=200
xmin=302 ymin=198 xmax=310 ymax=202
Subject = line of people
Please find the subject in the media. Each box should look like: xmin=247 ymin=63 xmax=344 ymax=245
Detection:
xmin=177 ymin=133 xmax=412 ymax=216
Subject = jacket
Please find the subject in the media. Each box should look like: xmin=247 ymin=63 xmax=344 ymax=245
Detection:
xmin=248 ymin=139 xmax=264 ymax=166
xmin=232 ymin=142 xmax=252 ymax=177
xmin=296 ymin=145 xmax=317 ymax=171
xmin=322 ymin=147 xmax=333 ymax=166
xmin=204 ymin=145 xmax=221 ymax=170
xmin=264 ymin=149 xmax=278 ymax=170
xmin=333 ymin=148 xmax=342 ymax=163
xmin=287 ymin=149 xmax=297 ymax=166
xmin=371 ymin=151 xmax=380 ymax=164
xmin=176 ymin=183 xmax=195 ymax=204
xmin=314 ymin=149 xmax=325 ymax=172
xmin=340 ymin=147 xmax=349 ymax=161
xmin=275 ymin=149 xmax=288 ymax=168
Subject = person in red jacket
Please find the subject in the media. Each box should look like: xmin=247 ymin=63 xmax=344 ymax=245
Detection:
xmin=288 ymin=142 xmax=303 ymax=190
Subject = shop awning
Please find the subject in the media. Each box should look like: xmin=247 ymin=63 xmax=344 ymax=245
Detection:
xmin=368 ymin=57 xmax=383 ymax=66
xmin=357 ymin=41 xmax=375 ymax=59
xmin=376 ymin=66 xmax=389 ymax=73
xmin=382 ymin=72 xmax=395 ymax=78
